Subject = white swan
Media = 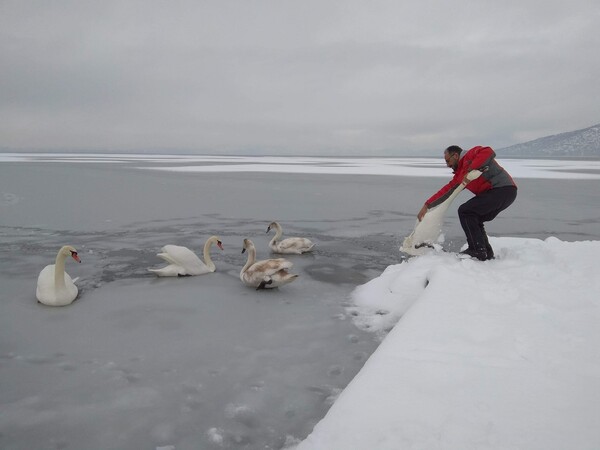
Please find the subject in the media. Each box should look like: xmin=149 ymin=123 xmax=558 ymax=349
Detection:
xmin=240 ymin=238 xmax=299 ymax=290
xmin=266 ymin=221 xmax=315 ymax=254
xmin=148 ymin=235 xmax=224 ymax=277
xmin=401 ymin=169 xmax=484 ymax=255
xmin=36 ymin=245 xmax=81 ymax=306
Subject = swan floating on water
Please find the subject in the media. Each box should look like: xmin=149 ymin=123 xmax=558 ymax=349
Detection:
xmin=36 ymin=245 xmax=81 ymax=306
xmin=266 ymin=221 xmax=315 ymax=254
xmin=149 ymin=235 xmax=223 ymax=277
xmin=240 ymin=238 xmax=298 ymax=290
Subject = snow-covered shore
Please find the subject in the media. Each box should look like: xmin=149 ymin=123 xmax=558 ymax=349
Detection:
xmin=297 ymin=237 xmax=600 ymax=449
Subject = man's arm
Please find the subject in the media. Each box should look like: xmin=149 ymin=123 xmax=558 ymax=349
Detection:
xmin=417 ymin=169 xmax=484 ymax=221
xmin=417 ymin=203 xmax=428 ymax=221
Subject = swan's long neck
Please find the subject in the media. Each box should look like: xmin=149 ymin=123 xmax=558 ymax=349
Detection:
xmin=447 ymin=182 xmax=467 ymax=203
xmin=442 ymin=170 xmax=480 ymax=205
xmin=54 ymin=250 xmax=67 ymax=289
xmin=270 ymin=224 xmax=283 ymax=245
xmin=430 ymin=182 xmax=468 ymax=215
xmin=241 ymin=246 xmax=256 ymax=277
xmin=203 ymin=238 xmax=217 ymax=271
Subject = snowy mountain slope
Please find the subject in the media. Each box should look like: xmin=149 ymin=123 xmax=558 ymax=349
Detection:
xmin=498 ymin=123 xmax=600 ymax=158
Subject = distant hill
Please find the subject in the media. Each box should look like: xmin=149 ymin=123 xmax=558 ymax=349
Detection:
xmin=497 ymin=123 xmax=600 ymax=158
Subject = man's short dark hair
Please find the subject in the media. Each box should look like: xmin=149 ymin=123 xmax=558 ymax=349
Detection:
xmin=445 ymin=145 xmax=463 ymax=156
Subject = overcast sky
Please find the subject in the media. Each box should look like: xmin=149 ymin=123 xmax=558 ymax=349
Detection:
xmin=1 ymin=1 xmax=599 ymax=155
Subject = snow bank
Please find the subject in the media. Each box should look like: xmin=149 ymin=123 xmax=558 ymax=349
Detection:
xmin=297 ymin=237 xmax=600 ymax=450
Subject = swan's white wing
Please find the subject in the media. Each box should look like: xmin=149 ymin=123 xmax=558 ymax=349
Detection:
xmin=36 ymin=265 xmax=76 ymax=291
xmin=242 ymin=258 xmax=296 ymax=288
xmin=276 ymin=238 xmax=314 ymax=253
xmin=62 ymin=272 xmax=78 ymax=290
xmin=249 ymin=258 xmax=293 ymax=277
xmin=148 ymin=264 xmax=186 ymax=277
xmin=268 ymin=271 xmax=299 ymax=288
xmin=36 ymin=265 xmax=78 ymax=306
xmin=158 ymin=245 xmax=210 ymax=274
xmin=36 ymin=265 xmax=56 ymax=297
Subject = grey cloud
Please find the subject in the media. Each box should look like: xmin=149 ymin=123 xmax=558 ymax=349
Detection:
xmin=1 ymin=0 xmax=599 ymax=154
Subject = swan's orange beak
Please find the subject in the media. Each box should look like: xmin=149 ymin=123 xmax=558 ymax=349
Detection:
xmin=71 ymin=251 xmax=81 ymax=263
xmin=217 ymin=241 xmax=224 ymax=251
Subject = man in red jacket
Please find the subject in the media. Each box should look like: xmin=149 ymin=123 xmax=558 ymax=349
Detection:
xmin=417 ymin=145 xmax=517 ymax=261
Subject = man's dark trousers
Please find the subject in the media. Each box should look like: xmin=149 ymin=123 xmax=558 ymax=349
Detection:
xmin=458 ymin=186 xmax=517 ymax=252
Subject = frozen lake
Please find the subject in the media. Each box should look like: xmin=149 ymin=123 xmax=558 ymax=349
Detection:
xmin=1 ymin=154 xmax=599 ymax=450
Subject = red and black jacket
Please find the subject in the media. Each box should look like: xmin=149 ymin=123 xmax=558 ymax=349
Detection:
xmin=425 ymin=146 xmax=517 ymax=208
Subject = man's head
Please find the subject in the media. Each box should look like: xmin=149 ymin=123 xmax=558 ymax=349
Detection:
xmin=444 ymin=145 xmax=462 ymax=170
